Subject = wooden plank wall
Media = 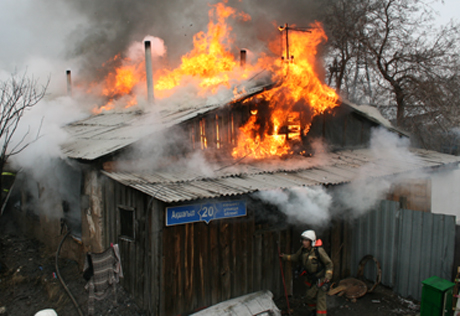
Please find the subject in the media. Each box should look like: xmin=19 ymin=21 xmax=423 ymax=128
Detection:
xmin=100 ymin=177 xmax=352 ymax=315
xmin=161 ymin=214 xmax=292 ymax=316
xmin=102 ymin=178 xmax=151 ymax=310
xmin=147 ymin=198 xmax=164 ymax=315
xmin=386 ymin=178 xmax=432 ymax=212
xmin=329 ymin=220 xmax=352 ymax=280
xmin=185 ymin=106 xmax=249 ymax=154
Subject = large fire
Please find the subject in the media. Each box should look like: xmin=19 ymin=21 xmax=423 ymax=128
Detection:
xmin=85 ymin=0 xmax=339 ymax=159
xmin=154 ymin=2 xmax=252 ymax=97
xmin=231 ymin=23 xmax=339 ymax=159
xmin=90 ymin=54 xmax=145 ymax=113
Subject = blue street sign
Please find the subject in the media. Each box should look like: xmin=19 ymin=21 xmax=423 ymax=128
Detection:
xmin=166 ymin=200 xmax=246 ymax=226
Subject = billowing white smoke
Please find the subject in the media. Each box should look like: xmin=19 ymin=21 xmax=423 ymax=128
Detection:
xmin=10 ymin=95 xmax=87 ymax=172
xmin=255 ymin=127 xmax=420 ymax=225
xmin=127 ymin=35 xmax=166 ymax=61
xmin=255 ymin=186 xmax=332 ymax=226
xmin=116 ymin=125 xmax=219 ymax=178
xmin=7 ymin=94 xmax=87 ymax=221
xmin=333 ymin=177 xmax=392 ymax=218
xmin=333 ymin=127 xmax=418 ymax=217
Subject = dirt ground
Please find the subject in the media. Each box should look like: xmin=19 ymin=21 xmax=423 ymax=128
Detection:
xmin=0 ymin=211 xmax=420 ymax=316
xmin=0 ymin=210 xmax=147 ymax=316
xmin=275 ymin=280 xmax=420 ymax=316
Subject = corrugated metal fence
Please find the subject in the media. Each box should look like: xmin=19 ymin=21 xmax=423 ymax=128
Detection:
xmin=350 ymin=200 xmax=455 ymax=301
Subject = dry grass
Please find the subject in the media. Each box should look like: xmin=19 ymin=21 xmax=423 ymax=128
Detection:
xmin=8 ymin=269 xmax=29 ymax=286
xmin=40 ymin=275 xmax=70 ymax=307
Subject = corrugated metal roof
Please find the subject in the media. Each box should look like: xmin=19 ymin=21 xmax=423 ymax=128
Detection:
xmin=344 ymin=101 xmax=408 ymax=136
xmin=61 ymin=83 xmax=405 ymax=161
xmin=61 ymin=110 xmax=156 ymax=160
xmin=101 ymin=148 xmax=460 ymax=203
xmin=61 ymin=85 xmax=271 ymax=160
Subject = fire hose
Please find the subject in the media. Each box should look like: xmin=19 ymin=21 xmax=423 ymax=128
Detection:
xmin=55 ymin=231 xmax=84 ymax=316
xmin=277 ymin=243 xmax=292 ymax=315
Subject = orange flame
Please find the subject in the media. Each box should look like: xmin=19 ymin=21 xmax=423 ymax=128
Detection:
xmin=85 ymin=1 xmax=339 ymax=161
xmin=154 ymin=1 xmax=252 ymax=97
xmin=89 ymin=0 xmax=252 ymax=111
xmin=231 ymin=22 xmax=339 ymax=159
xmin=89 ymin=54 xmax=145 ymax=113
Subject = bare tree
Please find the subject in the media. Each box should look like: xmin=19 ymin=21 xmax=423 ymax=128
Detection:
xmin=323 ymin=0 xmax=368 ymax=96
xmin=323 ymin=0 xmax=460 ymax=152
xmin=0 ymin=73 xmax=48 ymax=197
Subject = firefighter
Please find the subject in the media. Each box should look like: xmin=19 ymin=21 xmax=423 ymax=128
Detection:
xmin=280 ymin=230 xmax=333 ymax=316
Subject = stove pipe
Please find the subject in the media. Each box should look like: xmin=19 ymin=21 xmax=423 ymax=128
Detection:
xmin=144 ymin=41 xmax=154 ymax=104
xmin=240 ymin=50 xmax=247 ymax=68
xmin=66 ymin=70 xmax=72 ymax=97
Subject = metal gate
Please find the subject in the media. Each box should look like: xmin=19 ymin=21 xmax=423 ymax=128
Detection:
xmin=350 ymin=200 xmax=455 ymax=300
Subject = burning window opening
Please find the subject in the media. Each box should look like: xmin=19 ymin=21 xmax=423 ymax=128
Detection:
xmin=200 ymin=118 xmax=207 ymax=150
xmin=230 ymin=113 xmax=235 ymax=145
xmin=215 ymin=114 xmax=221 ymax=149
xmin=190 ymin=126 xmax=196 ymax=150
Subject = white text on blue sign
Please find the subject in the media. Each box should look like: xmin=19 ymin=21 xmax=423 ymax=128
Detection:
xmin=166 ymin=200 xmax=246 ymax=226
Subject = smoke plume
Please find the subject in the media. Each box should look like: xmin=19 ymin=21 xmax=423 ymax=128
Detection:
xmin=0 ymin=0 xmax=329 ymax=95
xmin=255 ymin=186 xmax=332 ymax=227
xmin=254 ymin=127 xmax=421 ymax=226
xmin=332 ymin=127 xmax=419 ymax=217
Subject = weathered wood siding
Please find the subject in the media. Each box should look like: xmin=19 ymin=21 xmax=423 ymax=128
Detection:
xmin=100 ymin=175 xmax=295 ymax=316
xmin=309 ymin=105 xmax=378 ymax=150
xmin=98 ymin=175 xmax=363 ymax=316
xmin=102 ymin=177 xmax=159 ymax=311
xmin=82 ymin=169 xmax=104 ymax=253
xmin=183 ymin=101 xmax=380 ymax=157
xmin=161 ymin=211 xmax=292 ymax=316
xmin=387 ymin=178 xmax=431 ymax=212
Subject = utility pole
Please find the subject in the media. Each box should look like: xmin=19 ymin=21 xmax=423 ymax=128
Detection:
xmin=278 ymin=24 xmax=313 ymax=63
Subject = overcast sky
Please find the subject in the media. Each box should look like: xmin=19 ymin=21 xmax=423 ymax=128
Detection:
xmin=432 ymin=0 xmax=459 ymax=23
xmin=0 ymin=0 xmax=458 ymax=96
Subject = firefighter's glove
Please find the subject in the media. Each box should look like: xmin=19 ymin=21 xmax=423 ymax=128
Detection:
xmin=320 ymin=280 xmax=331 ymax=292
xmin=317 ymin=278 xmax=331 ymax=292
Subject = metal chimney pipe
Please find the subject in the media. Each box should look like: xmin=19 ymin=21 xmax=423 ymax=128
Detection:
xmin=144 ymin=41 xmax=154 ymax=104
xmin=66 ymin=70 xmax=72 ymax=97
xmin=240 ymin=50 xmax=247 ymax=68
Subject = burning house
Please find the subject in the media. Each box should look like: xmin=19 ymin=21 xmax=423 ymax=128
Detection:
xmin=10 ymin=2 xmax=460 ymax=315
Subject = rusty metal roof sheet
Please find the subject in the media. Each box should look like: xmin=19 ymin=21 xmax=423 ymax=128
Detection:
xmin=101 ymin=148 xmax=460 ymax=203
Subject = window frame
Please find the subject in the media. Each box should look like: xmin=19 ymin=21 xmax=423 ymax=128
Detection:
xmin=118 ymin=205 xmax=136 ymax=242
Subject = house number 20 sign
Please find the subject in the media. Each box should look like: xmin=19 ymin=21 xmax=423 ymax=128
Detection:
xmin=166 ymin=200 xmax=246 ymax=226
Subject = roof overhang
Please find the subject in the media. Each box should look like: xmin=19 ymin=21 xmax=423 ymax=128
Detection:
xmin=101 ymin=147 xmax=460 ymax=203
xmin=61 ymin=85 xmax=271 ymax=161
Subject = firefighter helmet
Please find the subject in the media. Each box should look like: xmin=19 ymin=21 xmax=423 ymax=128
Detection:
xmin=34 ymin=309 xmax=58 ymax=316
xmin=301 ymin=230 xmax=316 ymax=247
